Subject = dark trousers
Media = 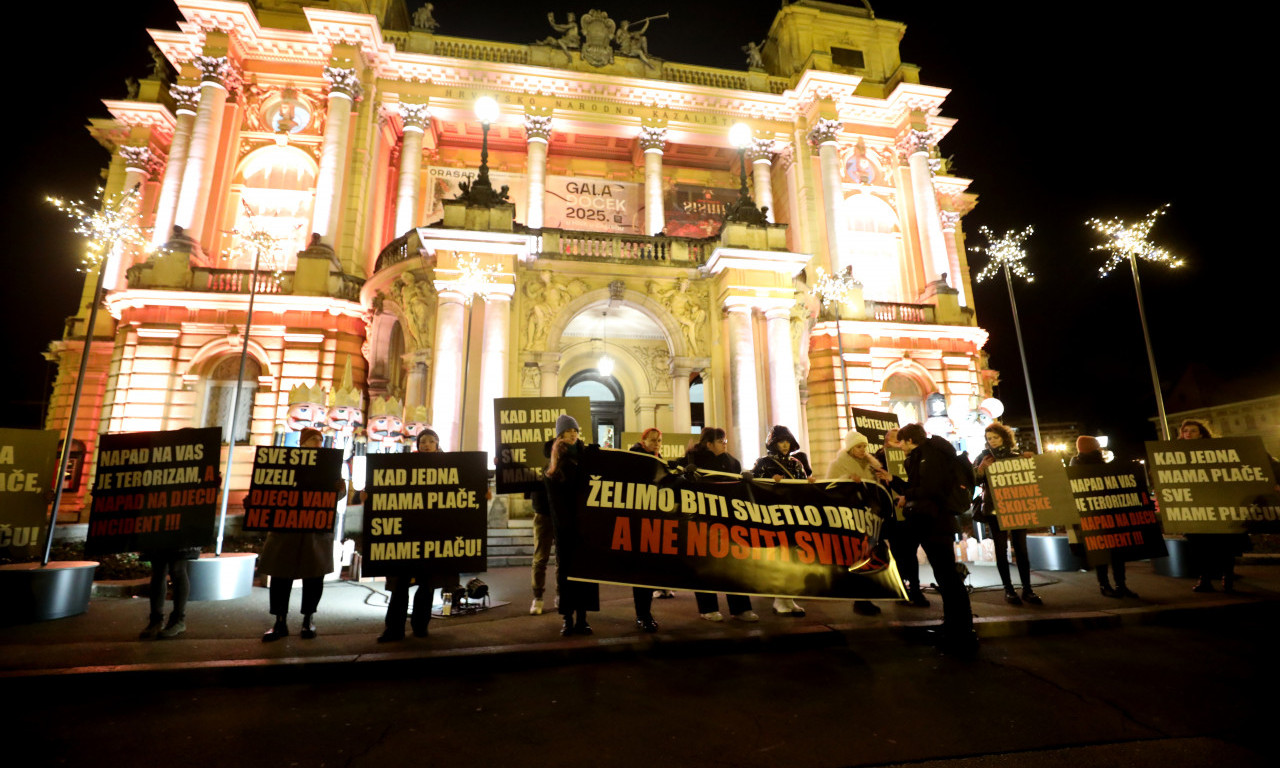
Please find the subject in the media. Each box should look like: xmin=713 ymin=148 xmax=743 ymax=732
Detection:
xmin=269 ymin=577 xmax=323 ymax=616
xmin=888 ymin=525 xmax=922 ymax=591
xmin=385 ymin=575 xmax=437 ymax=632
xmin=632 ymin=587 xmax=654 ymax=619
xmin=694 ymin=592 xmax=753 ymax=615
xmin=990 ymin=521 xmax=1031 ymax=591
xmin=148 ymin=556 xmax=190 ymax=620
xmin=1096 ymin=555 xmax=1127 ymax=587
xmin=917 ymin=527 xmax=972 ymax=634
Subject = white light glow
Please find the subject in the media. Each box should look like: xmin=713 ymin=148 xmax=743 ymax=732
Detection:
xmin=1087 ymin=204 xmax=1183 ymax=277
xmin=475 ymin=96 xmax=499 ymax=124
xmin=729 ymin=122 xmax=752 ymax=149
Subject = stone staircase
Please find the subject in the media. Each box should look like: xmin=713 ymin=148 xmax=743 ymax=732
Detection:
xmin=486 ymin=517 xmax=537 ymax=568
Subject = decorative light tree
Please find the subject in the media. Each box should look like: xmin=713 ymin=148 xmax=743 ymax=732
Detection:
xmin=42 ymin=186 xmax=150 ymax=565
xmin=1087 ymin=205 xmax=1183 ymax=440
xmin=974 ymin=225 xmax=1042 ymax=452
xmin=811 ymin=265 xmax=860 ymax=431
xmin=213 ymin=203 xmax=290 ymax=555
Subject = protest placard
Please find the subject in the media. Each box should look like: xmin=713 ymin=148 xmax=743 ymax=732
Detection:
xmin=493 ymin=396 xmax=591 ymax=493
xmin=1146 ymin=437 xmax=1280 ymax=534
xmin=1066 ymin=463 xmax=1167 ymax=565
xmin=985 ymin=453 xmax=1078 ymax=529
xmin=0 ymin=428 xmax=58 ymax=560
xmin=241 ymin=445 xmax=344 ymax=533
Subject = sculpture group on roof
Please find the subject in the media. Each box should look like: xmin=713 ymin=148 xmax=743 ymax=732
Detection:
xmin=537 ymin=9 xmax=667 ymax=68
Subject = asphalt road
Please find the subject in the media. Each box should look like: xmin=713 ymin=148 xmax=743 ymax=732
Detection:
xmin=19 ymin=603 xmax=1275 ymax=768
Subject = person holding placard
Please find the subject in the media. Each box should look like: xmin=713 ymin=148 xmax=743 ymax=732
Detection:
xmin=1071 ymin=436 xmax=1139 ymax=599
xmin=682 ymin=427 xmax=759 ymax=623
xmin=259 ymin=427 xmax=343 ymax=642
xmin=138 ymin=544 xmax=201 ymax=639
xmin=752 ymin=425 xmax=811 ymax=617
xmin=974 ymin=421 xmax=1042 ymax=606
xmin=545 ymin=415 xmax=600 ymax=636
xmin=1179 ymin=419 xmax=1247 ymax=593
xmin=827 ymin=430 xmax=893 ymax=617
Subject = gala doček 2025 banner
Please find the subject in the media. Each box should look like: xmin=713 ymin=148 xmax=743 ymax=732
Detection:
xmin=86 ymin=428 xmax=222 ymax=556
xmin=1146 ymin=437 xmax=1280 ymax=534
xmin=361 ymin=451 xmax=488 ymax=577
xmin=0 ymin=427 xmax=59 ymax=560
xmin=242 ymin=445 xmax=345 ymax=534
xmin=565 ymin=448 xmax=906 ymax=601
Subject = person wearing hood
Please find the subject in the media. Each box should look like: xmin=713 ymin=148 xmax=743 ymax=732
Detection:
xmin=827 ymin=430 xmax=894 ymax=617
xmin=625 ymin=428 xmax=665 ymax=632
xmin=544 ymin=414 xmax=600 ymax=636
xmin=974 ymin=421 xmax=1042 ymax=606
xmin=752 ymin=425 xmax=811 ymax=617
xmin=680 ymin=428 xmax=758 ymax=623
xmin=1070 ymin=435 xmax=1138 ymax=599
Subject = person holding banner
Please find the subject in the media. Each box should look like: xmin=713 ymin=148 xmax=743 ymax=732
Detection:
xmin=974 ymin=422 xmax=1043 ymax=606
xmin=752 ymin=425 xmax=811 ymax=617
xmin=259 ymin=427 xmax=343 ymax=642
xmin=827 ymin=430 xmax=893 ymax=617
xmin=1071 ymin=436 xmax=1139 ymax=599
xmin=1179 ymin=419 xmax=1247 ymax=593
xmin=633 ymin=428 xmax=677 ymax=601
xmin=892 ymin=424 xmax=976 ymax=655
xmin=545 ymin=415 xmax=600 ymax=636
xmin=625 ymin=429 xmax=667 ymax=632
xmin=680 ymin=427 xmax=759 ymax=622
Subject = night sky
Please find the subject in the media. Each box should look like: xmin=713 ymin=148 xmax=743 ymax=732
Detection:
xmin=4 ymin=1 xmax=1273 ymax=460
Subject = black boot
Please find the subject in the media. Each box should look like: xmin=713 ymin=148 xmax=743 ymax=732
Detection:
xmin=573 ymin=609 xmax=592 ymax=635
xmin=300 ymin=613 xmax=317 ymax=639
xmin=139 ymin=613 xmax=164 ymax=640
xmin=560 ymin=614 xmax=576 ymax=636
xmin=262 ymin=615 xmax=288 ymax=642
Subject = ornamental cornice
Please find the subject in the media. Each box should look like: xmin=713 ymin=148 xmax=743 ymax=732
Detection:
xmin=807 ymin=118 xmax=842 ymax=147
xmin=398 ymin=101 xmax=431 ymax=130
xmin=524 ymin=112 xmax=554 ymax=142
xmin=637 ymin=124 xmax=666 ymax=152
xmin=324 ymin=65 xmax=364 ymax=100
xmin=101 ymin=100 xmax=177 ymax=143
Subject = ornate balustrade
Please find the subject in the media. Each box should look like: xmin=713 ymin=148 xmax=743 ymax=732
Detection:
xmin=865 ymin=300 xmax=935 ymax=324
xmin=124 ymin=264 xmax=363 ymax=301
xmin=537 ymin=228 xmax=713 ymax=264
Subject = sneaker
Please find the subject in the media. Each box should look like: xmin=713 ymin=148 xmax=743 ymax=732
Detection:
xmin=530 ymin=598 xmax=544 ymax=615
xmin=139 ymin=618 xmax=164 ymax=640
xmin=700 ymin=611 xmax=725 ymax=622
xmin=732 ymin=610 xmax=759 ymax=622
xmin=1003 ymin=588 xmax=1022 ymax=606
xmin=377 ymin=630 xmax=405 ymax=643
xmin=636 ymin=616 xmax=659 ymax=633
xmin=772 ymin=598 xmax=805 ymax=617
xmin=853 ymin=601 xmax=881 ymax=616
xmin=653 ymin=589 xmax=676 ymax=599
xmin=159 ymin=619 xmax=186 ymax=638
xmin=1021 ymin=589 xmax=1043 ymax=606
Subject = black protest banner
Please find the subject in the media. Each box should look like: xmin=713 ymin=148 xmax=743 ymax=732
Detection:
xmin=1066 ymin=463 xmax=1166 ymax=566
xmin=848 ymin=407 xmax=905 ymax=478
xmin=361 ymin=451 xmax=488 ymax=576
xmin=566 ymin=448 xmax=907 ymax=600
xmin=986 ymin=454 xmax=1078 ymax=529
xmin=241 ymin=446 xmax=344 ymax=533
xmin=0 ymin=428 xmax=58 ymax=560
xmin=86 ymin=428 xmax=221 ymax=556
xmin=493 ymin=396 xmax=591 ymax=493
xmin=1147 ymin=437 xmax=1280 ymax=534
xmin=620 ymin=432 xmax=699 ymax=463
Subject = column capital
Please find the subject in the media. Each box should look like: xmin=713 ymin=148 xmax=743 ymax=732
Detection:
xmin=398 ymin=101 xmax=431 ymax=132
xmin=807 ymin=118 xmax=842 ymax=148
xmin=896 ymin=127 xmax=936 ymax=157
xmin=119 ymin=145 xmax=154 ymax=174
xmin=638 ymin=124 xmax=667 ymax=153
xmin=746 ymin=137 xmax=775 ymax=164
xmin=193 ymin=55 xmax=239 ymax=91
xmin=939 ymin=210 xmax=961 ymax=232
xmin=524 ymin=112 xmax=553 ymax=143
xmin=323 ymin=65 xmax=363 ymax=101
xmin=168 ymin=83 xmax=202 ymax=114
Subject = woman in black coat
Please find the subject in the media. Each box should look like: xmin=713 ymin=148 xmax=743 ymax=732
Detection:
xmin=680 ymin=428 xmax=757 ymax=622
xmin=751 ymin=425 xmax=809 ymax=617
xmin=973 ymin=421 xmax=1041 ymax=606
xmin=545 ymin=415 xmax=600 ymax=636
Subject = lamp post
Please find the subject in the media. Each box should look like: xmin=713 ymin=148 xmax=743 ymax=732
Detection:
xmin=974 ymin=225 xmax=1042 ymax=453
xmin=458 ymin=96 xmax=509 ymax=207
xmin=725 ymin=122 xmax=768 ymax=226
xmin=42 ymin=187 xmax=149 ymax=566
xmin=1088 ymin=205 xmax=1182 ymax=440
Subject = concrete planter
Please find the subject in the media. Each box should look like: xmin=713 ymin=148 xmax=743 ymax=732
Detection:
xmin=0 ymin=561 xmax=99 ymax=623
xmin=188 ymin=552 xmax=257 ymax=601
xmin=1150 ymin=537 xmax=1192 ymax=578
xmin=1026 ymin=534 xmax=1088 ymax=572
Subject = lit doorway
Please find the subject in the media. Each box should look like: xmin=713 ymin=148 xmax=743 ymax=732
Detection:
xmin=564 ymin=370 xmax=624 ymax=448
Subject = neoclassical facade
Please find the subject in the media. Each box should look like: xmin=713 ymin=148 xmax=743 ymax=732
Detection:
xmin=47 ymin=0 xmax=993 ymax=521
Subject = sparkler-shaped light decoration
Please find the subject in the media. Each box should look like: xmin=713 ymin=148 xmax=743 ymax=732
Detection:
xmin=453 ymin=253 xmax=502 ymax=305
xmin=1085 ymin=203 xmax=1183 ymax=439
xmin=811 ymin=266 xmax=859 ymax=308
xmin=230 ymin=201 xmax=290 ymax=284
xmin=46 ymin=186 xmax=151 ymax=272
xmin=975 ymin=225 xmax=1035 ymax=284
xmin=971 ymin=224 xmax=1043 ymax=452
xmin=1088 ymin=204 xmax=1183 ymax=277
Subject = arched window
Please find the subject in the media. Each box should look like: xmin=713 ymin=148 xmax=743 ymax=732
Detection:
xmin=842 ymin=193 xmax=903 ymax=302
xmin=565 ymin=370 xmax=624 ymax=448
xmin=203 ymin=356 xmax=261 ymax=443
xmin=228 ymin=145 xmax=317 ymax=268
xmin=689 ymin=375 xmax=705 ymax=431
xmin=883 ymin=372 xmax=924 ymax=427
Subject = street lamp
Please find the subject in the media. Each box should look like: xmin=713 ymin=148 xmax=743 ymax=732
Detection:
xmin=974 ymin=225 xmax=1043 ymax=453
xmin=458 ymin=96 xmax=509 ymax=207
xmin=1087 ymin=205 xmax=1183 ymax=440
xmin=724 ymin=122 xmax=768 ymax=225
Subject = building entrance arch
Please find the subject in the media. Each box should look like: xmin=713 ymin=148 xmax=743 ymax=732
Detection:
xmin=564 ymin=370 xmax=624 ymax=448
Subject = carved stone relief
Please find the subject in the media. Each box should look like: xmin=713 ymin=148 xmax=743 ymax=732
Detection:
xmin=646 ymin=277 xmax=708 ymax=354
xmin=521 ymin=270 xmax=589 ymax=350
xmin=391 ymin=271 xmax=437 ymax=350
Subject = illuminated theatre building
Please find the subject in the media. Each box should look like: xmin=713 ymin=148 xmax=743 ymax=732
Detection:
xmin=47 ymin=0 xmax=994 ymax=525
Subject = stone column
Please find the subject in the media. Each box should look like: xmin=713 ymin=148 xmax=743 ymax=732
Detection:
xmin=110 ymin=146 xmax=153 ymax=290
xmin=764 ymin=305 xmax=802 ymax=435
xmin=478 ymin=289 xmax=513 ymax=460
xmin=312 ymin=65 xmax=363 ymax=245
xmin=901 ymin=127 xmax=951 ymax=286
xmin=172 ymin=56 xmax=235 ymax=242
xmin=393 ymin=102 xmax=430 ymax=236
xmin=808 ymin=118 xmax=846 ymax=270
xmin=403 ymin=352 xmax=430 ymax=411
xmin=639 ymin=124 xmax=667 ymax=236
xmin=670 ymin=359 xmax=693 ymax=433
xmin=748 ymin=137 xmax=775 ymax=223
xmin=539 ymin=355 xmax=561 ymax=397
xmin=939 ymin=210 xmax=967 ymax=306
xmin=430 ymin=289 xmax=467 ymax=450
xmin=725 ymin=302 xmax=760 ymax=464
xmin=524 ymin=111 xmax=552 ymax=229
xmin=151 ymin=84 xmax=200 ymax=247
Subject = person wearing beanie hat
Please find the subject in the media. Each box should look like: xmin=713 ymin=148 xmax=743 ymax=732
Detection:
xmin=544 ymin=418 xmax=597 ymax=636
xmin=555 ymin=413 xmax=580 ymax=438
xmin=825 ymin=429 xmax=895 ymax=617
xmin=752 ymin=425 xmax=810 ymax=617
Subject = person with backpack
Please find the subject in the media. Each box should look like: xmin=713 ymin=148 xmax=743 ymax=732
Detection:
xmin=891 ymin=423 xmax=976 ymax=655
xmin=973 ymin=421 xmax=1042 ymax=606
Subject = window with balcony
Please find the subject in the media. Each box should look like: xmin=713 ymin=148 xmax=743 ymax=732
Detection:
xmin=842 ymin=192 xmax=903 ymax=302
xmin=227 ymin=144 xmax=317 ymax=269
